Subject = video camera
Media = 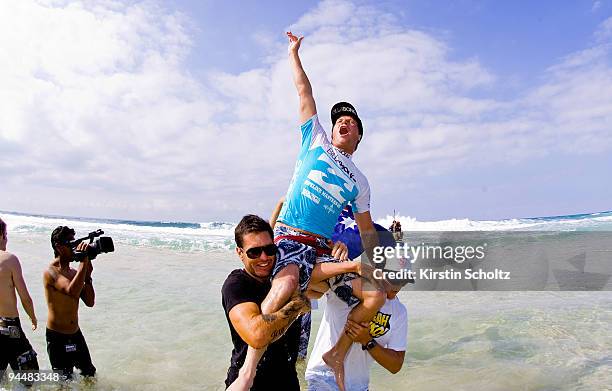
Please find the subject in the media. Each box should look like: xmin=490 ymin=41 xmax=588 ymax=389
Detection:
xmin=69 ymin=229 xmax=115 ymax=262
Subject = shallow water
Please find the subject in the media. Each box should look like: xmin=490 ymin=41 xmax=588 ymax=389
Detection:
xmin=2 ymin=232 xmax=611 ymax=390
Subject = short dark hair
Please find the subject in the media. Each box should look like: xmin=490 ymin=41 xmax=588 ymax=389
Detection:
xmin=0 ymin=218 xmax=6 ymax=239
xmin=234 ymin=215 xmax=273 ymax=248
xmin=51 ymin=226 xmax=75 ymax=256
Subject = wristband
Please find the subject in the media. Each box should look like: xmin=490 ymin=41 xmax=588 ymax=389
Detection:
xmin=362 ymin=339 xmax=377 ymax=351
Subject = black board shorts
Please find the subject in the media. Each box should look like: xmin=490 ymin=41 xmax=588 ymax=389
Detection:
xmin=0 ymin=317 xmax=39 ymax=380
xmin=46 ymin=328 xmax=96 ymax=379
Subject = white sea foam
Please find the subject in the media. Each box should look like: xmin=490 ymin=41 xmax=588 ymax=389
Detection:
xmin=2 ymin=210 xmax=610 ymax=254
xmin=376 ymin=212 xmax=612 ymax=232
xmin=0 ymin=212 xmax=236 ymax=252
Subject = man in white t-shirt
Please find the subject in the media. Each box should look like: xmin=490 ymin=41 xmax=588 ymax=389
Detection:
xmin=306 ymin=283 xmax=407 ymax=391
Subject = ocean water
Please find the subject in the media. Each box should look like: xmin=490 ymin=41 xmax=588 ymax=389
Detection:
xmin=0 ymin=211 xmax=611 ymax=390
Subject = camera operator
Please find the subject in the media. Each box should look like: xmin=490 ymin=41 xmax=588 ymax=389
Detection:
xmin=43 ymin=226 xmax=96 ymax=379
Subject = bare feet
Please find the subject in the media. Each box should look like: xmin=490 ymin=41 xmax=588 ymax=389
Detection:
xmin=227 ymin=367 xmax=255 ymax=391
xmin=322 ymin=348 xmax=346 ymax=391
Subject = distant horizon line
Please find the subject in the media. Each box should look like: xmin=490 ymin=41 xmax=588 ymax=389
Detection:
xmin=2 ymin=208 xmax=611 ymax=226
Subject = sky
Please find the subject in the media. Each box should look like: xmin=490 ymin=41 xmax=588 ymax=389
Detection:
xmin=1 ymin=0 xmax=611 ymax=223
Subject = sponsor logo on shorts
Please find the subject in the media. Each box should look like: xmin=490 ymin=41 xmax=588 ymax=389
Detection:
xmin=65 ymin=344 xmax=77 ymax=353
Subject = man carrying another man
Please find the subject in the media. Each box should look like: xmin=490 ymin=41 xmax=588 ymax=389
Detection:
xmin=227 ymin=32 xmax=389 ymax=391
xmin=306 ymin=279 xmax=408 ymax=390
xmin=222 ymin=214 xmax=310 ymax=390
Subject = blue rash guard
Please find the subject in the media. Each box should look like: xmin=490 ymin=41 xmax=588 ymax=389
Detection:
xmin=277 ymin=114 xmax=371 ymax=239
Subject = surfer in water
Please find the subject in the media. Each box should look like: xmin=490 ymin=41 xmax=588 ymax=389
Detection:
xmin=227 ymin=32 xmax=388 ymax=391
xmin=390 ymin=220 xmax=403 ymax=242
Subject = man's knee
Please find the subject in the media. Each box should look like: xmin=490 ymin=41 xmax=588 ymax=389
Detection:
xmin=16 ymin=349 xmax=38 ymax=370
xmin=272 ymin=264 xmax=300 ymax=292
xmin=262 ymin=264 xmax=301 ymax=313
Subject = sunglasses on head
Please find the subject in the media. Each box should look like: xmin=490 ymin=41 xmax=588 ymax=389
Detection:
xmin=243 ymin=243 xmax=277 ymax=259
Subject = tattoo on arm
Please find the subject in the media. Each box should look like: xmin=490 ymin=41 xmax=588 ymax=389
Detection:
xmin=279 ymin=299 xmax=303 ymax=318
xmin=271 ymin=327 xmax=288 ymax=340
xmin=262 ymin=313 xmax=277 ymax=323
xmin=261 ymin=296 xmax=305 ymax=341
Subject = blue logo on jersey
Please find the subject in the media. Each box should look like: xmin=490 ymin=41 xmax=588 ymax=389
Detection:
xmin=306 ymin=147 xmax=357 ymax=207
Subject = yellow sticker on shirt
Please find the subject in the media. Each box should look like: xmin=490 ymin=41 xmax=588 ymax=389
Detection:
xmin=369 ymin=311 xmax=391 ymax=338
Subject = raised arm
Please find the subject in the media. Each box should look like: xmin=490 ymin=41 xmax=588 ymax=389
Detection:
xmin=11 ymin=256 xmax=37 ymax=330
xmin=229 ymin=292 xmax=309 ymax=349
xmin=269 ymin=196 xmax=286 ymax=228
xmin=287 ymin=32 xmax=316 ymax=123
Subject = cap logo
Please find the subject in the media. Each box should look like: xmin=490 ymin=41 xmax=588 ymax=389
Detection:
xmin=333 ymin=106 xmax=357 ymax=116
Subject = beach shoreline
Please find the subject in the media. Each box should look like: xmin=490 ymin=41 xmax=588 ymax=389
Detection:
xmin=1 ymin=225 xmax=610 ymax=390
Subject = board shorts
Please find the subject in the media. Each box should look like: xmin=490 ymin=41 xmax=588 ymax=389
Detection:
xmin=46 ymin=328 xmax=96 ymax=379
xmin=0 ymin=317 xmax=39 ymax=381
xmin=273 ymin=225 xmax=360 ymax=306
xmin=298 ymin=312 xmax=311 ymax=360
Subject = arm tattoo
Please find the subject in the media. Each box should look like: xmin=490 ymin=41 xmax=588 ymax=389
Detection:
xmin=261 ymin=296 xmax=305 ymax=341
xmin=262 ymin=297 xmax=302 ymax=323
xmin=271 ymin=327 xmax=288 ymax=340
xmin=262 ymin=313 xmax=277 ymax=323
xmin=279 ymin=298 xmax=303 ymax=318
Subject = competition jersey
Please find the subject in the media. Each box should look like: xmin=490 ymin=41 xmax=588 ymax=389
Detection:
xmin=277 ymin=114 xmax=370 ymax=238
xmin=305 ymin=293 xmax=408 ymax=390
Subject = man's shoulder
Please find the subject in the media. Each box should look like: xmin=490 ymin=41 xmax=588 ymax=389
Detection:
xmin=352 ymin=164 xmax=369 ymax=185
xmin=301 ymin=114 xmax=328 ymax=141
xmin=387 ymin=297 xmax=407 ymax=319
xmin=224 ymin=268 xmax=246 ymax=282
xmin=43 ymin=263 xmax=57 ymax=282
xmin=222 ymin=269 xmax=249 ymax=293
xmin=300 ymin=113 xmax=320 ymax=128
xmin=0 ymin=251 xmax=18 ymax=266
xmin=44 ymin=263 xmax=75 ymax=281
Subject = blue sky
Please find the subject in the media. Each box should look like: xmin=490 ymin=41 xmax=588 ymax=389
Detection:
xmin=1 ymin=0 xmax=611 ymax=223
xmin=174 ymin=0 xmax=611 ymax=88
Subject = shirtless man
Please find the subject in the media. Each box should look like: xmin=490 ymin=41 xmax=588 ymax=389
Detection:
xmin=43 ymin=226 xmax=96 ymax=379
xmin=0 ymin=217 xmax=39 ymax=380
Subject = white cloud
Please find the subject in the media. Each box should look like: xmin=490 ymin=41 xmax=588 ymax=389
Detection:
xmin=1 ymin=0 xmax=611 ymax=221
xmin=595 ymin=16 xmax=612 ymax=40
xmin=592 ymin=1 xmax=602 ymax=12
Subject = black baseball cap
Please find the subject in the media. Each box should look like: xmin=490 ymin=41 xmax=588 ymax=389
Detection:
xmin=331 ymin=102 xmax=363 ymax=137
